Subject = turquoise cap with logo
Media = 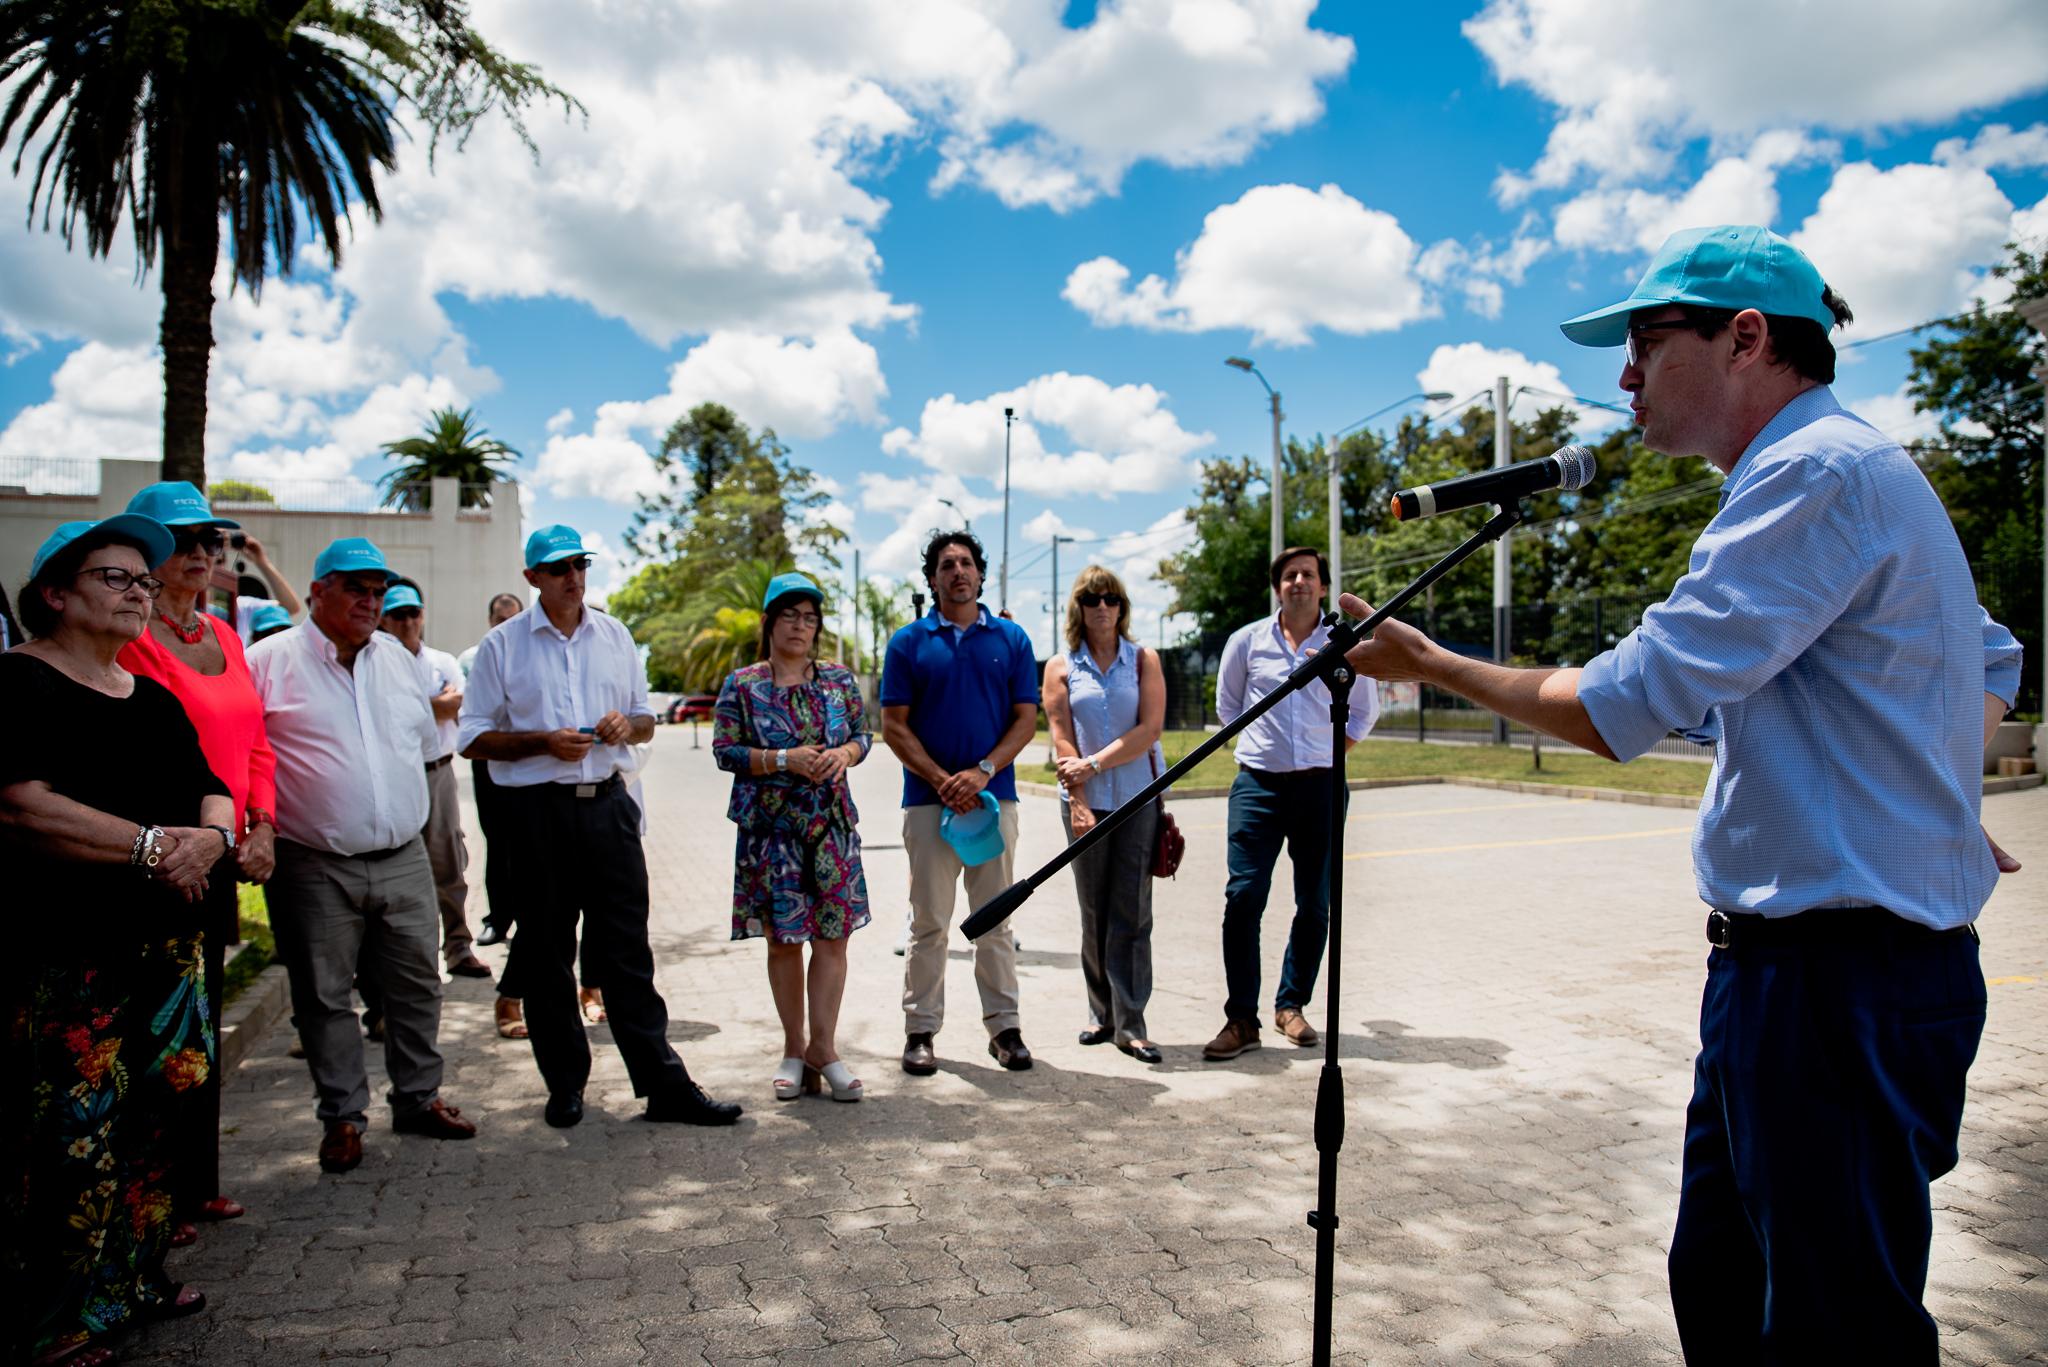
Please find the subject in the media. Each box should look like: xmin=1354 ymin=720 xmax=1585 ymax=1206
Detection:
xmin=312 ymin=536 xmax=397 ymax=582
xmin=1559 ymin=225 xmax=1837 ymax=349
xmin=125 ymin=480 xmax=241 ymax=529
xmin=247 ymin=602 xmax=294 ymax=636
xmin=762 ymin=571 xmax=824 ymax=610
xmin=940 ymin=790 xmax=1007 ymax=867
xmin=525 ymin=524 xmax=594 ymax=568
xmin=29 ymin=515 xmax=176 ymax=581
xmin=381 ymin=583 xmax=424 ymax=613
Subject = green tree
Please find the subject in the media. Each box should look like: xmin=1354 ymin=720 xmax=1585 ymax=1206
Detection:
xmin=0 ymin=0 xmax=573 ymax=487
xmin=377 ymin=406 xmax=518 ymax=509
xmin=627 ymin=403 xmax=844 ymax=576
xmin=209 ymin=477 xmax=276 ymax=504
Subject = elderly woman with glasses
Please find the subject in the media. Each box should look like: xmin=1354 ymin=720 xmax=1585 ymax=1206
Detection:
xmin=713 ymin=573 xmax=872 ymax=1102
xmin=1 ymin=516 xmax=235 ymax=1365
xmin=116 ymin=482 xmax=278 ymax=1246
xmin=1041 ymin=565 xmax=1167 ymax=1063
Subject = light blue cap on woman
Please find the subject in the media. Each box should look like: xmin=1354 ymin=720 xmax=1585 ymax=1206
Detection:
xmin=1558 ymin=225 xmax=1837 ymax=348
xmin=29 ymin=515 xmax=176 ymax=580
xmin=762 ymin=571 xmax=824 ymax=609
xmin=125 ymin=480 xmax=241 ymax=529
xmin=940 ymin=790 xmax=1007 ymax=867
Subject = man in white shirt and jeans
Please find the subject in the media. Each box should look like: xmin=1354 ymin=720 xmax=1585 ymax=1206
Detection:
xmin=1203 ymin=546 xmax=1380 ymax=1062
xmin=459 ymin=525 xmax=740 ymax=1130
xmin=247 ymin=537 xmax=478 ymax=1174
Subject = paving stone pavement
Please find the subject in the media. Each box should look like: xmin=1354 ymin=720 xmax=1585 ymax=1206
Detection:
xmin=127 ymin=730 xmax=2047 ymax=1365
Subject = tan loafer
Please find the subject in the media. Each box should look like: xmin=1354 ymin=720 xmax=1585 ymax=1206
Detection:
xmin=1275 ymin=1007 xmax=1320 ymax=1048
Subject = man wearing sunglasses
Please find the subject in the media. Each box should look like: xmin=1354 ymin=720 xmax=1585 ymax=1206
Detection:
xmin=460 ymin=524 xmax=740 ymax=1129
xmin=1333 ymin=225 xmax=2023 ymax=1361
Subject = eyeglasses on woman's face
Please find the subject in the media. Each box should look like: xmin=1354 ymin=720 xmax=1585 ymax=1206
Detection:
xmin=779 ymin=610 xmax=823 ymax=629
xmin=75 ymin=566 xmax=165 ymax=598
xmin=1077 ymin=592 xmax=1122 ymax=609
xmin=172 ymin=527 xmax=225 ymax=558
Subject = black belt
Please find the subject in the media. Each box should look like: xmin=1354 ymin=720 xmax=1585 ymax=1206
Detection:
xmin=1705 ymin=908 xmax=1977 ymax=951
xmin=425 ymin=754 xmax=453 ymax=772
xmin=1237 ymin=764 xmax=1333 ymax=778
xmin=530 ymin=773 xmax=624 ymax=799
xmin=282 ymin=835 xmax=416 ymax=863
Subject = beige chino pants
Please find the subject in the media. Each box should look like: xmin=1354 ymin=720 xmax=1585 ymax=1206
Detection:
xmin=423 ymin=759 xmax=474 ymax=967
xmin=901 ymin=801 xmax=1021 ymax=1038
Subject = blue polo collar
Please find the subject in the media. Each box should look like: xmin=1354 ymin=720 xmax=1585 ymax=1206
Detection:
xmin=919 ymin=604 xmax=991 ymax=634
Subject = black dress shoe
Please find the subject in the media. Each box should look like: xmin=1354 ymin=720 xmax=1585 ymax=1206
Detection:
xmin=988 ymin=1028 xmax=1033 ymax=1071
xmin=475 ymin=921 xmax=508 ymax=947
xmin=1118 ymin=1040 xmax=1163 ymax=1064
xmin=902 ymin=1032 xmax=937 ymax=1076
xmin=645 ymin=1083 xmax=742 ymax=1126
xmin=448 ymin=955 xmax=494 ymax=980
xmin=1077 ymin=1026 xmax=1113 ymax=1046
xmin=544 ymin=1092 xmax=584 ymax=1129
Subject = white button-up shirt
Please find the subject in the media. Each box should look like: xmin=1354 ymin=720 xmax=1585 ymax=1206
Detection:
xmin=401 ymin=639 xmax=464 ymax=761
xmin=1216 ymin=612 xmax=1380 ymax=772
xmin=457 ymin=603 xmax=652 ymax=788
xmin=246 ymin=622 xmax=437 ymax=856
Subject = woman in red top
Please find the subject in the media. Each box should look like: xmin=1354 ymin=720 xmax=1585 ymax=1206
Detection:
xmin=117 ymin=482 xmax=278 ymax=1243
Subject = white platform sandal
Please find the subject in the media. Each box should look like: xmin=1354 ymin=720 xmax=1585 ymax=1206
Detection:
xmin=814 ymin=1059 xmax=863 ymax=1103
xmin=772 ymin=1056 xmax=807 ymax=1101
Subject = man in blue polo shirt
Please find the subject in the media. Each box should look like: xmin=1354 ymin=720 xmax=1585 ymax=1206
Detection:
xmin=881 ymin=530 xmax=1041 ymax=1075
xmin=1334 ymin=225 xmax=2023 ymax=1361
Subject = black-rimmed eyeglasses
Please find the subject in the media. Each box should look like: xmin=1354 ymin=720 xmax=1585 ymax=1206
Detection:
xmin=76 ymin=567 xmax=165 ymax=598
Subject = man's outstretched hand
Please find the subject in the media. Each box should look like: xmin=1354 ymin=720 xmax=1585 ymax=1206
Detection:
xmin=1335 ymin=593 xmax=1437 ymax=682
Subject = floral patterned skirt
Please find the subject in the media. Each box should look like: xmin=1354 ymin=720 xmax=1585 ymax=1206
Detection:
xmin=4 ymin=934 xmax=209 ymax=1359
xmin=731 ymin=823 xmax=871 ymax=943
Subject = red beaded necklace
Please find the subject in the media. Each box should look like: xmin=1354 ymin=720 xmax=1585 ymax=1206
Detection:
xmin=157 ymin=610 xmax=206 ymax=645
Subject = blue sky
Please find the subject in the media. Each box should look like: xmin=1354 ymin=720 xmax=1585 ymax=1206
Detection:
xmin=2 ymin=0 xmax=2045 ymax=653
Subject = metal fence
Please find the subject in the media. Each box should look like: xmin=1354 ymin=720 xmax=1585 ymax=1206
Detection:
xmin=0 ymin=455 xmax=100 ymax=497
xmin=0 ymin=457 xmax=505 ymax=517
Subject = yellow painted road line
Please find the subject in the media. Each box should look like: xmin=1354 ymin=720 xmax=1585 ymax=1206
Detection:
xmin=1182 ymin=797 xmax=1598 ymax=832
xmin=1986 ymin=975 xmax=2038 ymax=987
xmin=1346 ymin=826 xmax=1693 ymax=860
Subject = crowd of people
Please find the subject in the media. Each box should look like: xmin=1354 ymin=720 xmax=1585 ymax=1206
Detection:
xmin=1 ymin=223 xmax=2026 ymax=1365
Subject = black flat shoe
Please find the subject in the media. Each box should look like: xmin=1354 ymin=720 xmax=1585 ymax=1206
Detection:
xmin=1077 ymin=1026 xmax=1112 ymax=1046
xmin=544 ymin=1092 xmax=584 ymax=1129
xmin=645 ymin=1083 xmax=742 ymax=1126
xmin=988 ymin=1028 xmax=1033 ymax=1071
xmin=1118 ymin=1041 xmax=1163 ymax=1064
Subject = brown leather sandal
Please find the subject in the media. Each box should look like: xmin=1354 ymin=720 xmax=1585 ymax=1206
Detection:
xmin=494 ymin=997 xmax=528 ymax=1040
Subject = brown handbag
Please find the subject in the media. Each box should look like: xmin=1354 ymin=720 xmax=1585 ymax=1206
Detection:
xmin=1141 ymin=651 xmax=1184 ymax=879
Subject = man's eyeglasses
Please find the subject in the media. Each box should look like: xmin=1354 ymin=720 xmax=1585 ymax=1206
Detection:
xmin=1077 ymin=592 xmax=1122 ymax=609
xmin=1623 ymin=319 xmax=1695 ymax=367
xmin=173 ymin=528 xmax=225 ymax=558
xmin=780 ymin=611 xmax=823 ymax=629
xmin=76 ymin=567 xmax=165 ymax=598
xmin=537 ymin=556 xmax=591 ymax=577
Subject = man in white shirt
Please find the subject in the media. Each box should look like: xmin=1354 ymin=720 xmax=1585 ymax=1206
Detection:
xmin=1203 ymin=546 xmax=1380 ymax=1063
xmin=247 ymin=537 xmax=478 ymax=1174
xmin=380 ymin=578 xmax=490 ymax=980
xmin=459 ymin=525 xmax=740 ymax=1130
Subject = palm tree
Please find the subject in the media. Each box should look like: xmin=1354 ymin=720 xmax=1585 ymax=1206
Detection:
xmin=377 ymin=406 xmax=518 ymax=510
xmin=0 ymin=2 xmax=574 ymax=489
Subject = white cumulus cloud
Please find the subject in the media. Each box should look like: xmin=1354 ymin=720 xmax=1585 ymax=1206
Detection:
xmin=1416 ymin=342 xmax=1620 ymax=437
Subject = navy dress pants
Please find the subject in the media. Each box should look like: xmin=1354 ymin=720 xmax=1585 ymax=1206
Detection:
xmin=1220 ymin=766 xmax=1340 ymax=1022
xmin=1668 ymin=916 xmax=1985 ymax=1364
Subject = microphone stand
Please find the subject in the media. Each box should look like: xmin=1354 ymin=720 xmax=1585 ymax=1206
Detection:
xmin=961 ymin=502 xmax=1526 ymax=1367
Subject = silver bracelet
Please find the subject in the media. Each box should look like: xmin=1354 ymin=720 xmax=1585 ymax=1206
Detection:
xmin=139 ymin=826 xmax=166 ymax=872
xmin=129 ymin=824 xmax=150 ymax=866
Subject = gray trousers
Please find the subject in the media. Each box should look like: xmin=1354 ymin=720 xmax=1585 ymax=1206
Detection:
xmin=423 ymin=759 xmax=474 ymax=966
xmin=269 ymin=836 xmax=445 ymax=1129
xmin=1062 ymin=801 xmax=1157 ymax=1043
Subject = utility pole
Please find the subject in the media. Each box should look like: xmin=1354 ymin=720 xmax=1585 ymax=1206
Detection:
xmin=1051 ymin=534 xmax=1076 ymax=649
xmin=1326 ymin=437 xmax=1341 ymax=606
xmin=2018 ymin=297 xmax=2048 ymax=762
xmin=1492 ymin=374 xmax=1512 ymax=745
xmin=1002 ymin=407 xmax=1014 ymax=613
xmin=1226 ymin=357 xmax=1284 ymax=611
xmin=851 ymin=549 xmax=860 ymax=680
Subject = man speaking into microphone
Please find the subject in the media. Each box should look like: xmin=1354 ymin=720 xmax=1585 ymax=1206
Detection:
xmin=1336 ymin=225 xmax=2022 ymax=1362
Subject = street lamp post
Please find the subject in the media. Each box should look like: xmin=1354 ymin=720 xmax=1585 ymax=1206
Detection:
xmin=1324 ymin=390 xmax=1452 ymax=602
xmin=937 ymin=497 xmax=969 ymax=530
xmin=2014 ymin=296 xmax=2048 ymax=762
xmin=1227 ymin=357 xmax=1284 ymax=610
xmin=1002 ymin=407 xmax=1014 ymax=613
xmin=1051 ymin=534 xmax=1077 ymax=642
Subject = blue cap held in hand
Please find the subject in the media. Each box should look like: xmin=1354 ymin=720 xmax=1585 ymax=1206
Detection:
xmin=312 ymin=536 xmax=396 ymax=582
xmin=940 ymin=790 xmax=1006 ymax=867
xmin=125 ymin=480 xmax=240 ymax=529
xmin=1559 ymin=225 xmax=1838 ymax=348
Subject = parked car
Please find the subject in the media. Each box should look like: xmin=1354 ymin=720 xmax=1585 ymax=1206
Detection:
xmin=668 ymin=694 xmax=717 ymax=724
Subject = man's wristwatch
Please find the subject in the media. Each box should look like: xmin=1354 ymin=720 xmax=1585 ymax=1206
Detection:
xmin=977 ymin=759 xmax=996 ymax=778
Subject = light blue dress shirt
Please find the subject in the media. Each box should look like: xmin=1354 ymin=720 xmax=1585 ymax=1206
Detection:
xmin=1216 ymin=612 xmax=1380 ymax=772
xmin=1579 ymin=386 xmax=2023 ymax=928
xmin=1064 ymin=638 xmax=1160 ymax=811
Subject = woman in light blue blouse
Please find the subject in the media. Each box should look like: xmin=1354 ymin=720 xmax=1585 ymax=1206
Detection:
xmin=1041 ymin=565 xmax=1166 ymax=1063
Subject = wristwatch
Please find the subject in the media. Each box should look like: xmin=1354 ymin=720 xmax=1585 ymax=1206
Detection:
xmin=206 ymin=824 xmax=237 ymax=856
xmin=977 ymin=759 xmax=996 ymax=777
xmin=1086 ymin=754 xmax=1102 ymax=773
xmin=776 ymin=748 xmax=788 ymax=772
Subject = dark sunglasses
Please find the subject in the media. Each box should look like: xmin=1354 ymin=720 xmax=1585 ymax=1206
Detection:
xmin=173 ymin=527 xmax=225 ymax=557
xmin=383 ymin=606 xmax=422 ymax=621
xmin=537 ymin=556 xmax=592 ymax=576
xmin=1077 ymin=592 xmax=1122 ymax=609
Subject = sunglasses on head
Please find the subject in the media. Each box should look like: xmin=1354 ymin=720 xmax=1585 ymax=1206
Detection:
xmin=537 ymin=556 xmax=591 ymax=576
xmin=173 ymin=527 xmax=225 ymax=557
xmin=1077 ymin=592 xmax=1122 ymax=609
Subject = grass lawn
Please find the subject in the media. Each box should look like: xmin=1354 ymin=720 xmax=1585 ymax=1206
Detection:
xmin=1023 ymin=729 xmax=1710 ymax=798
xmin=222 ymin=882 xmax=276 ymax=1005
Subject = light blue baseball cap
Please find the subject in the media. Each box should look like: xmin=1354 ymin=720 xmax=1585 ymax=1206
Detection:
xmin=940 ymin=791 xmax=1007 ymax=867
xmin=762 ymin=571 xmax=824 ymax=610
xmin=381 ymin=583 xmax=424 ymax=612
xmin=1559 ymin=225 xmax=1838 ymax=348
xmin=125 ymin=480 xmax=240 ymax=529
xmin=247 ymin=602 xmax=294 ymax=636
xmin=524 ymin=524 xmax=594 ymax=568
xmin=312 ymin=536 xmax=397 ymax=582
xmin=28 ymin=515 xmax=176 ymax=581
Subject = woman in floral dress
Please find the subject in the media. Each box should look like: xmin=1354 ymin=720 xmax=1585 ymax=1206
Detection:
xmin=713 ymin=572 xmax=871 ymax=1102
xmin=2 ymin=516 xmax=234 ymax=1365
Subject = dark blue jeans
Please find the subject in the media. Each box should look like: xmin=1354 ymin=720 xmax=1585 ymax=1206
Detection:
xmin=1668 ymin=916 xmax=1985 ymax=1364
xmin=1221 ymin=766 xmax=1340 ymax=1022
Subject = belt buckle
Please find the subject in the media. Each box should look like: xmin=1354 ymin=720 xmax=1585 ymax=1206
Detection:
xmin=1706 ymin=910 xmax=1732 ymax=949
xmin=574 ymin=783 xmax=597 ymax=798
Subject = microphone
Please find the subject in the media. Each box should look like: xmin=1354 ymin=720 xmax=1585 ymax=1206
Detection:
xmin=1391 ymin=444 xmax=1595 ymax=521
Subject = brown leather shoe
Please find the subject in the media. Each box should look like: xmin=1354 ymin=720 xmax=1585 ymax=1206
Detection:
xmin=447 ymin=954 xmax=493 ymax=980
xmin=318 ymin=1122 xmax=363 ymax=1173
xmin=392 ymin=1099 xmax=477 ymax=1140
xmin=1202 ymin=1018 xmax=1262 ymax=1061
xmin=1275 ymin=1007 xmax=1320 ymax=1048
xmin=902 ymin=1032 xmax=937 ymax=1075
xmin=987 ymin=1028 xmax=1033 ymax=1071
